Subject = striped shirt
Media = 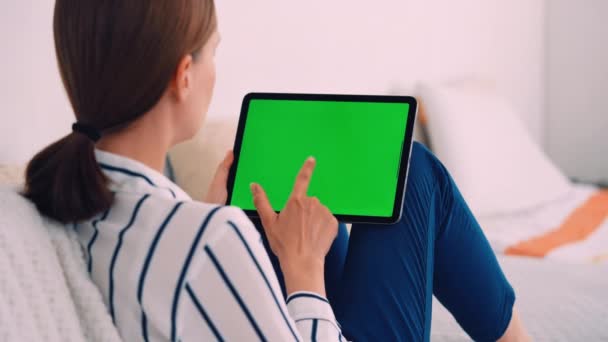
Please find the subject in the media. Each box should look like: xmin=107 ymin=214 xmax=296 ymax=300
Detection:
xmin=74 ymin=149 xmax=345 ymax=341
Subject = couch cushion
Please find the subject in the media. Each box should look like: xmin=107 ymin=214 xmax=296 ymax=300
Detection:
xmin=0 ymin=187 xmax=85 ymax=340
xmin=0 ymin=165 xmax=24 ymax=187
xmin=169 ymin=117 xmax=238 ymax=201
xmin=0 ymin=187 xmax=121 ymax=342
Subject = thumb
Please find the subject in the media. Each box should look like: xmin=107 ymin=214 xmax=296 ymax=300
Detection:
xmin=251 ymin=183 xmax=276 ymax=228
xmin=215 ymin=151 xmax=234 ymax=181
xmin=204 ymin=151 xmax=234 ymax=204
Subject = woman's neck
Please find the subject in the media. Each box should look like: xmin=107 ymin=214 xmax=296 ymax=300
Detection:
xmin=95 ymin=111 xmax=173 ymax=173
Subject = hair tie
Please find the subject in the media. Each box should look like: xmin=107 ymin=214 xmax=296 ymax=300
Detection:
xmin=72 ymin=122 xmax=102 ymax=142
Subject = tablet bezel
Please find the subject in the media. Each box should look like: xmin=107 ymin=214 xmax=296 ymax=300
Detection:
xmin=226 ymin=92 xmax=418 ymax=224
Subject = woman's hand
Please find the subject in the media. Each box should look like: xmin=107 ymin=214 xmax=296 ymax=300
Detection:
xmin=251 ymin=157 xmax=338 ymax=296
xmin=204 ymin=150 xmax=234 ymax=205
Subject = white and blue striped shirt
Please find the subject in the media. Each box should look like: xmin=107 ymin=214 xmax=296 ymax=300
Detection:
xmin=74 ymin=150 xmax=345 ymax=341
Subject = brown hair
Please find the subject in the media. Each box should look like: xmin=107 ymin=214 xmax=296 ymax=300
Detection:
xmin=24 ymin=0 xmax=217 ymax=223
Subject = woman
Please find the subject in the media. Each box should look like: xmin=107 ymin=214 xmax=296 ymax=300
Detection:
xmin=24 ymin=0 xmax=529 ymax=341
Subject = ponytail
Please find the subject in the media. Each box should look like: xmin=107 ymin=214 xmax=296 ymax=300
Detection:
xmin=24 ymin=132 xmax=112 ymax=223
xmin=27 ymin=0 xmax=218 ymax=223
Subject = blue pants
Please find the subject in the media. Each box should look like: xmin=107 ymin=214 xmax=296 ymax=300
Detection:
xmin=253 ymin=143 xmax=515 ymax=341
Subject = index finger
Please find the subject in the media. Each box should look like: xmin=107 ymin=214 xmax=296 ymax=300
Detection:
xmin=290 ymin=157 xmax=316 ymax=198
xmin=251 ymin=183 xmax=277 ymax=228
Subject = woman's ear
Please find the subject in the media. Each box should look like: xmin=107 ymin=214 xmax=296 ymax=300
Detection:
xmin=170 ymin=54 xmax=194 ymax=102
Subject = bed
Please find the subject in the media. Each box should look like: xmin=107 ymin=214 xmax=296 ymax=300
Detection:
xmin=413 ymin=81 xmax=608 ymax=340
xmin=430 ymin=182 xmax=608 ymax=340
xmin=431 ymin=255 xmax=608 ymax=341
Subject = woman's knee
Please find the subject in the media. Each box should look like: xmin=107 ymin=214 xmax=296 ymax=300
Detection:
xmin=400 ymin=142 xmax=448 ymax=216
xmin=407 ymin=142 xmax=448 ymax=191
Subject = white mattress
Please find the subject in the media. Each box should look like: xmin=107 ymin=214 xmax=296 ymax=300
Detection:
xmin=430 ymin=255 xmax=608 ymax=341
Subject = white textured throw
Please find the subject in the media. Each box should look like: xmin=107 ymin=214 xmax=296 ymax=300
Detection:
xmin=0 ymin=186 xmax=121 ymax=342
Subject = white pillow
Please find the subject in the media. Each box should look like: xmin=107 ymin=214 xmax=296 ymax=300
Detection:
xmin=417 ymin=83 xmax=572 ymax=217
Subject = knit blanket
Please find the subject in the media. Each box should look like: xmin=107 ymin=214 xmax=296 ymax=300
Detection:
xmin=0 ymin=186 xmax=121 ymax=342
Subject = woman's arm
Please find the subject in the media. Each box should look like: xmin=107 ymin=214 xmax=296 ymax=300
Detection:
xmin=181 ymin=206 xmax=343 ymax=341
xmin=206 ymin=153 xmax=337 ymax=299
xmin=192 ymin=155 xmax=343 ymax=340
xmin=251 ymin=157 xmax=338 ymax=298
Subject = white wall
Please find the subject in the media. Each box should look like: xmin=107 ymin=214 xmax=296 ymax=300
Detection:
xmin=0 ymin=0 xmax=546 ymax=164
xmin=212 ymin=0 xmax=546 ymax=134
xmin=0 ymin=0 xmax=72 ymax=164
xmin=546 ymin=0 xmax=608 ymax=183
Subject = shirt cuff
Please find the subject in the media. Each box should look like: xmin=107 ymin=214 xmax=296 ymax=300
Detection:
xmin=286 ymin=291 xmax=337 ymax=323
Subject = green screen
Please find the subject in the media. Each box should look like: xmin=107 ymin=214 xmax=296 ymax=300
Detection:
xmin=230 ymin=99 xmax=409 ymax=217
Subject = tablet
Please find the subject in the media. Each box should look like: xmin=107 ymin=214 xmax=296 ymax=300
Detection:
xmin=226 ymin=93 xmax=418 ymax=224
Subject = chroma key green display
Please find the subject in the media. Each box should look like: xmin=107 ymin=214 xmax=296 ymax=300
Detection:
xmin=229 ymin=97 xmax=411 ymax=219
